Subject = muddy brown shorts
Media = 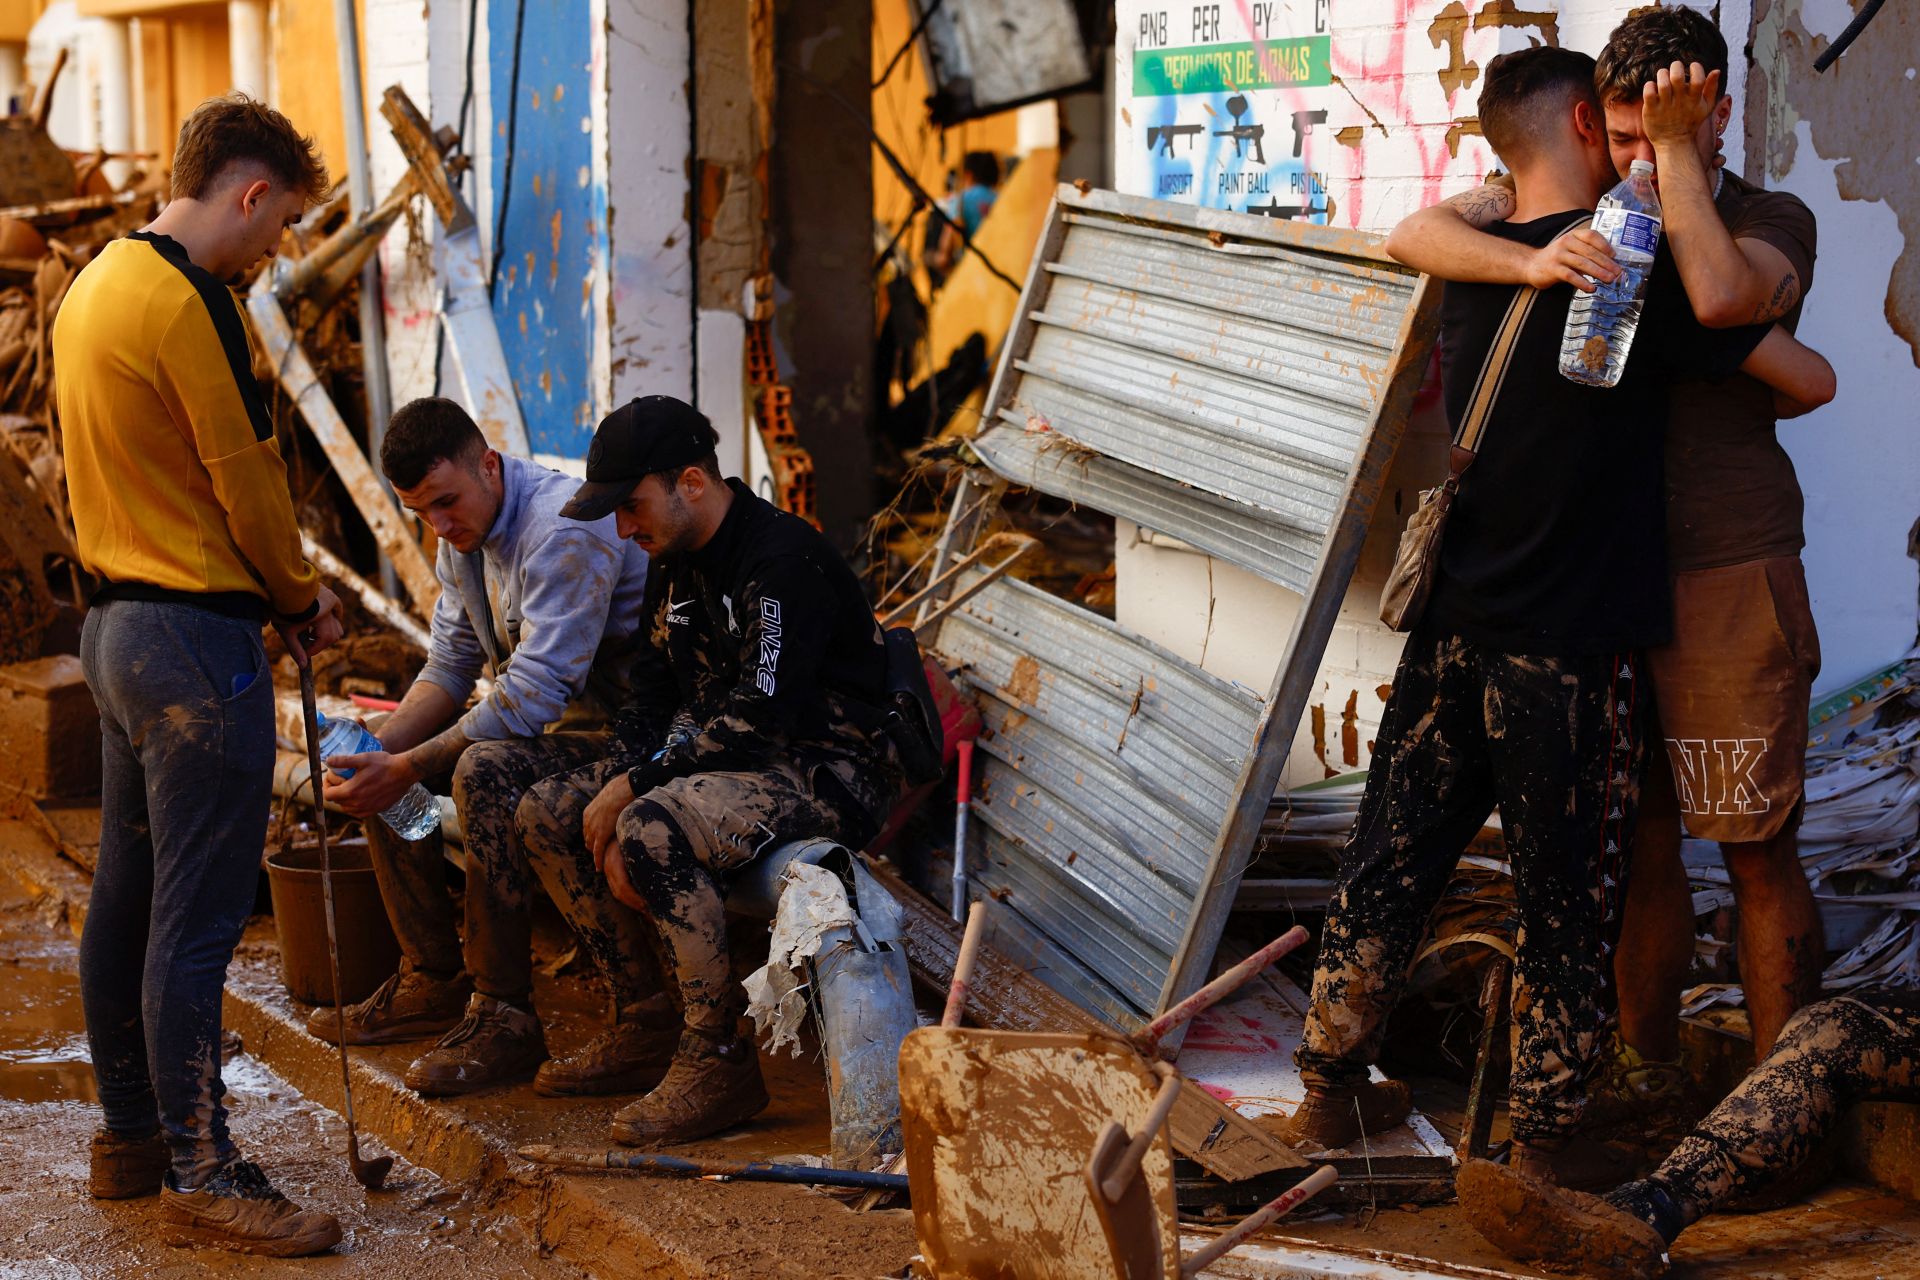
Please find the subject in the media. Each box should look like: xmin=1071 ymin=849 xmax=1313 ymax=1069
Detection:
xmin=1648 ymin=557 xmax=1820 ymax=845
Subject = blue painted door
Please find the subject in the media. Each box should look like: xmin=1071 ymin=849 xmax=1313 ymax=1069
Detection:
xmin=489 ymin=0 xmax=599 ymax=459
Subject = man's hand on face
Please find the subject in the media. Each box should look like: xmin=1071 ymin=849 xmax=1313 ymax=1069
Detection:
xmin=322 ymin=745 xmax=420 ymax=818
xmin=584 ymin=772 xmax=636 ymax=874
xmin=1643 ymin=60 xmax=1720 ymax=147
xmin=1527 ymin=228 xmax=1620 ymax=292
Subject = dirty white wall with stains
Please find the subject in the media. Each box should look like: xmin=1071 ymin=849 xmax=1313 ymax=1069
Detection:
xmin=1111 ymin=0 xmax=1919 ymax=788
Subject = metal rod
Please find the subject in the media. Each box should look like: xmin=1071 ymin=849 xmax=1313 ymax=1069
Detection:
xmin=1180 ymin=1166 xmax=1338 ymax=1277
xmin=942 ymin=901 xmax=987 ymax=1027
xmin=516 ymin=1145 xmax=910 ymax=1193
xmin=1459 ymin=955 xmax=1513 ymax=1162
xmin=333 ymin=0 xmax=397 ymax=597
xmin=1136 ymin=926 xmax=1310 ymax=1053
xmin=950 ymin=739 xmax=974 ymax=920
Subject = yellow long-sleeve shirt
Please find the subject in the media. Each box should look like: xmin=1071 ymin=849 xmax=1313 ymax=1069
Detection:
xmin=54 ymin=231 xmax=319 ymax=620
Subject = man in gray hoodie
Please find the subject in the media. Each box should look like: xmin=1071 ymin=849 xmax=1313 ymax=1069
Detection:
xmin=320 ymin=396 xmax=658 ymax=1097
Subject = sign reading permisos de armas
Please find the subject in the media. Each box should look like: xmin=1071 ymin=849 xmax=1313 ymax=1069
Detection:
xmin=1115 ymin=1 xmax=1334 ymax=223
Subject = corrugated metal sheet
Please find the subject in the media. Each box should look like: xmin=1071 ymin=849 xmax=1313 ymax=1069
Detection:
xmin=972 ymin=203 xmax=1424 ymax=594
xmin=933 ymin=187 xmax=1437 ymax=1026
xmin=969 ymin=421 xmax=1322 ymax=592
xmin=939 ymin=574 xmax=1263 ymax=1013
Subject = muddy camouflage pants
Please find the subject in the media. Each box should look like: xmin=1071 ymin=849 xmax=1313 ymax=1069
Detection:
xmin=1650 ymin=990 xmax=1920 ymax=1225
xmin=78 ymin=599 xmax=275 ymax=1185
xmin=366 ymin=732 xmax=609 ymax=1005
xmin=1297 ymin=631 xmax=1645 ymax=1144
xmin=518 ymin=757 xmax=855 ymax=1034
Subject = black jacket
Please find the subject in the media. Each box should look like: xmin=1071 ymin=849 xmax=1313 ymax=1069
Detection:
xmin=613 ymin=480 xmax=898 ymax=822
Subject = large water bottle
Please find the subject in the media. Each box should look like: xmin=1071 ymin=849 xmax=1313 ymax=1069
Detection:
xmin=1560 ymin=159 xmax=1662 ymax=388
xmin=315 ymin=712 xmax=441 ymax=840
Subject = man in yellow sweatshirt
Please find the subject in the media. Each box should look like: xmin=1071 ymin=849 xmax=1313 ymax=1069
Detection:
xmin=53 ymin=94 xmax=347 ymax=1257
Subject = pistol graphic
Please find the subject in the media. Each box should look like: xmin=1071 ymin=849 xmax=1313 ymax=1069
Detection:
xmin=1289 ymin=109 xmax=1327 ymax=158
xmin=1213 ymin=94 xmax=1266 ymax=165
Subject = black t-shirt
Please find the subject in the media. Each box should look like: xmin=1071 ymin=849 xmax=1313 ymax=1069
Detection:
xmin=1424 ymin=211 xmax=1771 ymax=655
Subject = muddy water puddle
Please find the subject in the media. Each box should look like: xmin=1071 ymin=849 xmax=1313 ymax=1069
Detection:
xmin=0 ymin=880 xmax=583 ymax=1278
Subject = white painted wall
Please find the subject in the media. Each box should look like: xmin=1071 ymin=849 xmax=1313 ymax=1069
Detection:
xmin=1112 ymin=0 xmax=1918 ymax=787
xmin=364 ymin=0 xmax=439 ymax=413
xmin=601 ymin=0 xmax=694 ymax=411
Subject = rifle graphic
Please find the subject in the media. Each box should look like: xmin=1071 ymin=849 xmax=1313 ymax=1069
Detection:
xmin=1146 ymin=123 xmax=1204 ymax=156
xmin=1250 ymin=196 xmax=1327 ymax=222
xmin=1289 ymin=109 xmax=1327 ymax=158
xmin=1214 ymin=93 xmax=1266 ymax=165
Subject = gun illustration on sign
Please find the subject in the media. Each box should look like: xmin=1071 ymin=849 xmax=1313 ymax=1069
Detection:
xmin=1289 ymin=109 xmax=1327 ymax=158
xmin=1250 ymin=196 xmax=1327 ymax=222
xmin=1213 ymin=94 xmax=1266 ymax=165
xmin=1146 ymin=123 xmax=1204 ymax=157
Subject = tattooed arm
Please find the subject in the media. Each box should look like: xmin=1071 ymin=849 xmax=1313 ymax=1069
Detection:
xmin=1643 ymin=62 xmax=1808 ymax=328
xmin=1384 ymin=180 xmax=1618 ymax=291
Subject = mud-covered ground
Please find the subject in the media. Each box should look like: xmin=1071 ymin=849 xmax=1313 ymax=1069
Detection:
xmin=0 ymin=875 xmax=584 ymax=1280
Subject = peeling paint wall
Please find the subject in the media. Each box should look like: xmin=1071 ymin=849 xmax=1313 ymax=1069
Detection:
xmin=1748 ymin=0 xmax=1920 ymax=684
xmin=1114 ymin=0 xmax=1920 ymax=786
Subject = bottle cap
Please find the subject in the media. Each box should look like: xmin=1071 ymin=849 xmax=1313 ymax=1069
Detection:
xmin=1630 ymin=159 xmax=1656 ymax=176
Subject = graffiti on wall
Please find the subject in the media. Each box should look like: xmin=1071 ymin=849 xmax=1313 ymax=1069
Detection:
xmin=1115 ymin=0 xmax=1573 ymax=233
xmin=1117 ymin=1 xmax=1336 ymax=221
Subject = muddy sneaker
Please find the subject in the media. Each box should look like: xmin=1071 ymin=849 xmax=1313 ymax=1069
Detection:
xmin=1512 ymin=1130 xmax=1644 ymax=1191
xmin=89 ymin=1127 xmax=170 ymax=1199
xmin=608 ymin=1028 xmax=769 ymax=1147
xmin=1281 ymin=1079 xmax=1412 ymax=1150
xmin=402 ymin=994 xmax=547 ymax=1097
xmin=535 ymin=999 xmax=681 ymax=1097
xmin=305 ymin=968 xmax=472 ymax=1046
xmin=160 ymin=1158 xmax=343 ymax=1257
xmin=1456 ymin=1159 xmax=1668 ymax=1280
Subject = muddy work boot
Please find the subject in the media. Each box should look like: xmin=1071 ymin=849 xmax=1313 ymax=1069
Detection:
xmin=305 ymin=967 xmax=472 ymax=1046
xmin=1512 ymin=1130 xmax=1643 ymax=1191
xmin=1281 ymin=1079 xmax=1413 ymax=1150
xmin=609 ymin=1027 xmax=770 ymax=1147
xmin=89 ymin=1127 xmax=171 ymax=1199
xmin=402 ymin=993 xmax=546 ymax=1097
xmin=1456 ymin=1159 xmax=1669 ymax=1280
xmin=160 ymin=1158 xmax=343 ymax=1257
xmin=535 ymin=999 xmax=681 ymax=1097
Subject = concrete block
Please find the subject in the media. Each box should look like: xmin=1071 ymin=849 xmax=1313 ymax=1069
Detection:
xmin=0 ymin=656 xmax=99 ymax=802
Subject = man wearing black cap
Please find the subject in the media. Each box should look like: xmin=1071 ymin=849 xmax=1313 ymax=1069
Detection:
xmin=515 ymin=395 xmax=904 ymax=1144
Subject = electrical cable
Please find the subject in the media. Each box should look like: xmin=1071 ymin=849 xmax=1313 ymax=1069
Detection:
xmin=490 ymin=0 xmax=529 ymax=300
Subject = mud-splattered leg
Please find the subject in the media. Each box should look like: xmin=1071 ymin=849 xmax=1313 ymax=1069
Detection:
xmin=1297 ymin=632 xmax=1498 ymax=1091
xmin=517 ymin=759 xmax=668 ymax=1007
xmin=1486 ymin=649 xmax=1644 ymax=1146
xmin=1633 ymin=992 xmax=1920 ymax=1230
xmin=363 ymin=818 xmax=463 ymax=978
xmin=454 ymin=733 xmax=613 ymax=1006
xmin=76 ymin=600 xmax=274 ymax=1187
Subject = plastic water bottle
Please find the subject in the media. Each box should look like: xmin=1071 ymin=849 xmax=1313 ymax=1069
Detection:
xmin=315 ymin=712 xmax=441 ymax=840
xmin=1560 ymin=159 xmax=1662 ymax=388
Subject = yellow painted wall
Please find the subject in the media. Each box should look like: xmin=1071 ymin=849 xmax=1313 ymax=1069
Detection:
xmin=2 ymin=1 xmax=53 ymax=44
xmin=871 ymin=0 xmax=1021 ymax=241
xmin=270 ymin=0 xmax=348 ymax=184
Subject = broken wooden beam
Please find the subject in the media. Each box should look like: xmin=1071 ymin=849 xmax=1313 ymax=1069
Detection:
xmin=868 ymin=859 xmax=1307 ymax=1182
xmin=300 ymin=533 xmax=432 ymax=651
xmin=245 ymin=291 xmax=439 ymax=611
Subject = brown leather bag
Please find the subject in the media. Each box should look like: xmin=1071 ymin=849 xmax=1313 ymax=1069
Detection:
xmin=1379 ymin=231 xmax=1579 ymax=632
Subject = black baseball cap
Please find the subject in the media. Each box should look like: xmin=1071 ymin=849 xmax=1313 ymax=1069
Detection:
xmin=560 ymin=395 xmax=716 ymax=521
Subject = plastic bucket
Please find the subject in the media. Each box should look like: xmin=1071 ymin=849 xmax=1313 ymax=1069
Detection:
xmin=264 ymin=838 xmax=402 ymax=1006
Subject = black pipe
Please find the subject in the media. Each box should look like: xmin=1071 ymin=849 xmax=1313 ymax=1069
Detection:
xmin=1814 ymin=0 xmax=1886 ymax=73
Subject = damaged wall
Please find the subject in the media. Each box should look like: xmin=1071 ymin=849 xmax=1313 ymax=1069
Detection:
xmin=1110 ymin=0 xmax=1920 ymax=785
